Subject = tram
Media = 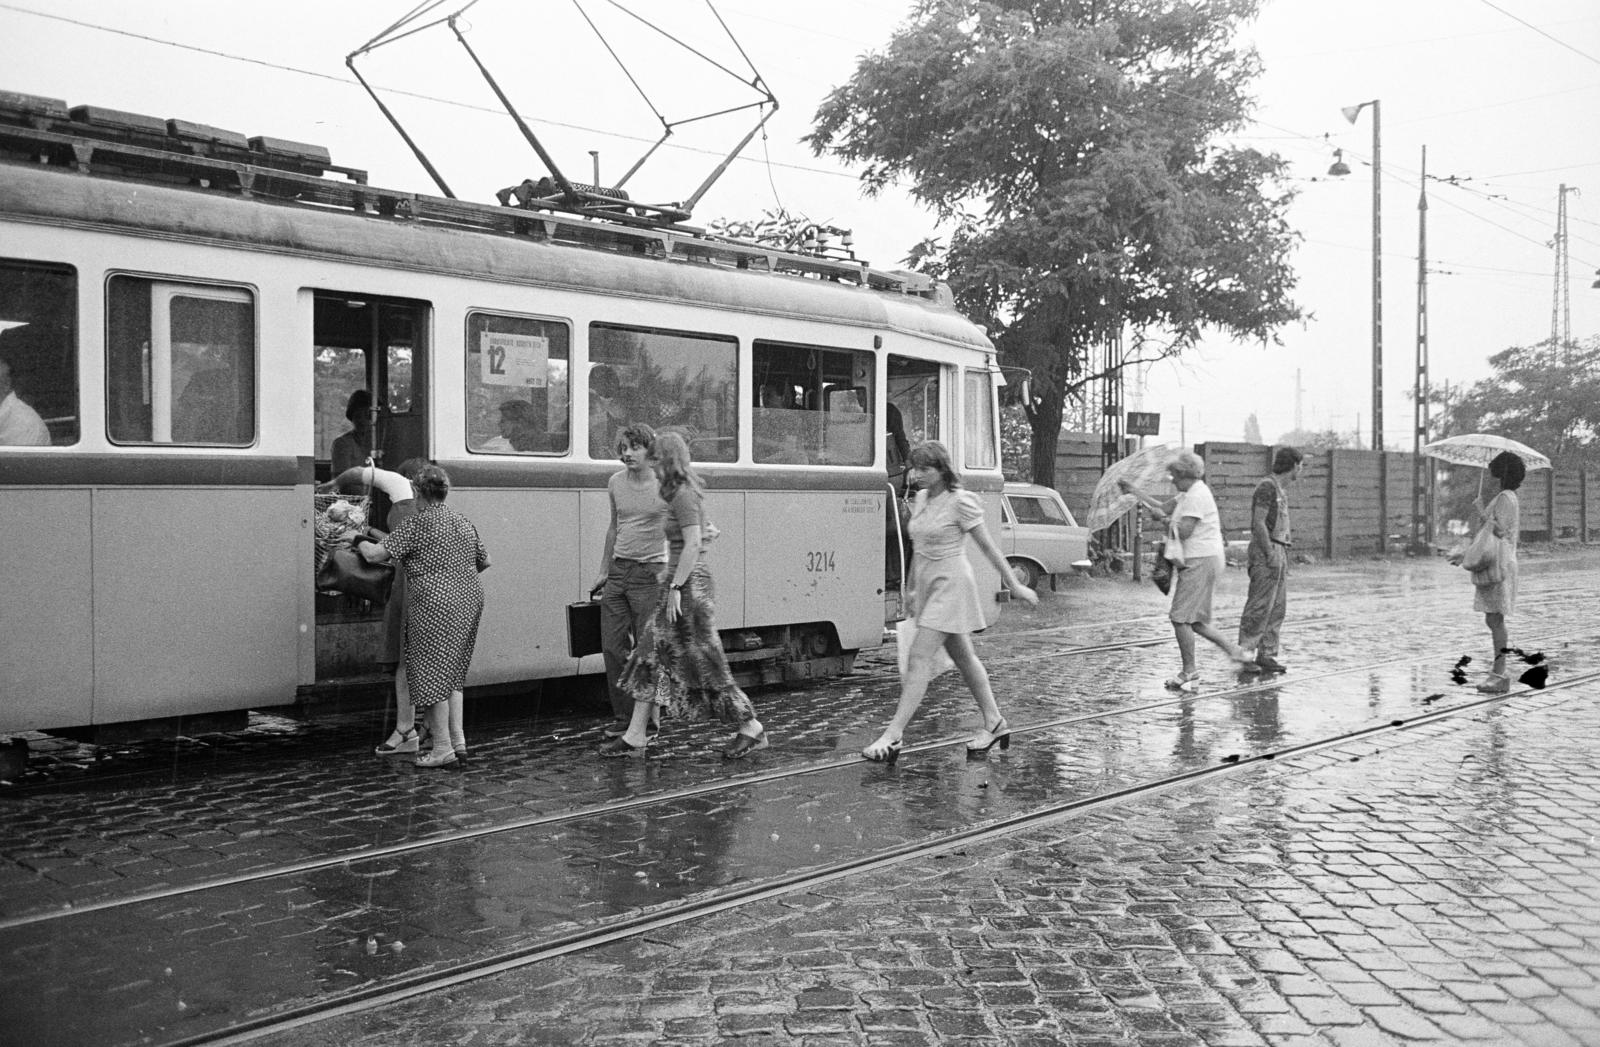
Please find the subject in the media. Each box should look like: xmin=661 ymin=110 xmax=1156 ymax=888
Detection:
xmin=0 ymin=91 xmax=1008 ymax=739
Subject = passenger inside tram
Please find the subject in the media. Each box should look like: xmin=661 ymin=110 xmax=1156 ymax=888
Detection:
xmin=0 ymin=355 xmax=49 ymax=446
xmin=330 ymin=389 xmax=373 ymax=474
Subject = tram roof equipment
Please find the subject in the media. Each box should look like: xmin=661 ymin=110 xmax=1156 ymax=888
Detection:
xmin=0 ymin=89 xmax=940 ymax=300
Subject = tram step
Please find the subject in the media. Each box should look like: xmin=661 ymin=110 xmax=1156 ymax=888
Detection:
xmin=722 ymin=646 xmax=785 ymax=664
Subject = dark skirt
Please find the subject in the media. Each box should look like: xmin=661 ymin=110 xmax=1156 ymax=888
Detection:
xmin=619 ymin=562 xmax=755 ymax=725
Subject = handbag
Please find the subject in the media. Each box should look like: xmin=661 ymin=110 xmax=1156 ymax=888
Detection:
xmin=1150 ymin=539 xmax=1173 ymax=595
xmin=316 ymin=542 xmax=394 ymax=604
xmin=1461 ymin=523 xmax=1505 ymax=585
xmin=567 ymin=600 xmax=604 ymax=658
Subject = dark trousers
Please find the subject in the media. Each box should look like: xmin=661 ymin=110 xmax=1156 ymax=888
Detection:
xmin=601 ymin=558 xmax=665 ymax=719
xmin=1237 ymin=560 xmax=1289 ymax=658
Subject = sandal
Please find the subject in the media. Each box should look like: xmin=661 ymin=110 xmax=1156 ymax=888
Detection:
xmin=375 ymin=727 xmax=419 ymax=756
xmin=966 ymin=718 xmax=1012 ymax=755
xmin=1164 ymin=671 xmax=1201 ymax=693
xmin=598 ymin=736 xmax=650 ymax=758
xmin=414 ymin=749 xmax=459 ymax=769
xmin=861 ymin=734 xmax=902 ymax=764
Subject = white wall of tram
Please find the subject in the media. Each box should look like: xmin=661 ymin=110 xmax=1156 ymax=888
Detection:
xmin=0 ymin=216 xmax=1004 ymax=733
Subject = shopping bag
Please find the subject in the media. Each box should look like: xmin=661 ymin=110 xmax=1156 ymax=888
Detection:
xmin=895 ymin=617 xmax=956 ymax=679
xmin=1460 ymin=523 xmax=1502 ymax=576
xmin=1163 ymin=521 xmax=1186 ymax=568
xmin=315 ymin=544 xmax=393 ymax=604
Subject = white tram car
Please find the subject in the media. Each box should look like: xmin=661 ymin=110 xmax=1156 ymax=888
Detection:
xmin=0 ymin=93 xmax=1008 ymax=739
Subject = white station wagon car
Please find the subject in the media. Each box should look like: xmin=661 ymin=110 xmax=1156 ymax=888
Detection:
xmin=999 ymin=482 xmax=1092 ymax=588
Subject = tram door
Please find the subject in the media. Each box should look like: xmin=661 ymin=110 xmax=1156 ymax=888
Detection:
xmin=311 ymin=293 xmax=431 ymax=680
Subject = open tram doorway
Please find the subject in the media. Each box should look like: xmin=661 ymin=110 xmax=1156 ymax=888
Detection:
xmin=311 ymin=292 xmax=431 ymax=682
xmin=885 ymin=355 xmax=943 ymax=597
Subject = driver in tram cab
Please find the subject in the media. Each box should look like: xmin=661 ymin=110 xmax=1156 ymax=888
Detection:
xmin=0 ymin=356 xmax=50 ymax=445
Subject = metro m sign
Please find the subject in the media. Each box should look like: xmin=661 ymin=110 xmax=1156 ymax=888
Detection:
xmin=1126 ymin=411 xmax=1161 ymax=436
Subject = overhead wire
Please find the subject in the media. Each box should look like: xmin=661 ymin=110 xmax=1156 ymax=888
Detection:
xmin=3 ymin=0 xmax=1596 ymax=273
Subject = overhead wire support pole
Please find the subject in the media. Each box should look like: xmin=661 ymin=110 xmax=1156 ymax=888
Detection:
xmin=449 ymin=15 xmax=577 ymax=201
xmin=1413 ymin=145 xmax=1431 ymax=554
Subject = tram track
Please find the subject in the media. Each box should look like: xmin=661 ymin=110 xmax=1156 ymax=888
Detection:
xmin=180 ymin=659 xmax=1600 ymax=1047
xmin=3 ymin=614 xmax=1587 ymax=937
xmin=5 ymin=594 xmax=1597 ymax=1047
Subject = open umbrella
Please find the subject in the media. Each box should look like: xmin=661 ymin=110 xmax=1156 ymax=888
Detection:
xmin=1085 ymin=445 xmax=1181 ymax=530
xmin=1421 ymin=434 xmax=1550 ymax=472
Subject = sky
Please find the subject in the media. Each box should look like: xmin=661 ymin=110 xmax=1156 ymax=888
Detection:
xmin=1 ymin=0 xmax=1597 ymax=451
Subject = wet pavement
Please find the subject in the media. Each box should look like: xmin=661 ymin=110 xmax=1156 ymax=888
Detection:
xmin=3 ymin=550 xmax=1600 ymax=1045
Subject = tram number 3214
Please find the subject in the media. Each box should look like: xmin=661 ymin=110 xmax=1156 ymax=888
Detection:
xmin=806 ymin=550 xmax=837 ymax=573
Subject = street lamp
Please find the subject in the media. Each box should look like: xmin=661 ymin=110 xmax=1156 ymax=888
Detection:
xmin=1328 ymin=99 xmax=1381 ymax=453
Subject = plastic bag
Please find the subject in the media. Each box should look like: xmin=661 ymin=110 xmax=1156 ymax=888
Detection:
xmin=896 ymin=617 xmax=955 ymax=679
xmin=1150 ymin=540 xmax=1173 ymax=595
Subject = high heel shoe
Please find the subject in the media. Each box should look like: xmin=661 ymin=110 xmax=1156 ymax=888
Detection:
xmin=375 ymin=727 xmax=419 ymax=756
xmin=966 ymin=718 xmax=1012 ymax=755
xmin=861 ymin=735 xmax=902 ymax=764
xmin=414 ymin=749 xmax=459 ymax=769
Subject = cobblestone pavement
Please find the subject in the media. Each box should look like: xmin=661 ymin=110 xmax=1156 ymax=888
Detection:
xmin=261 ymin=681 xmax=1600 ymax=1046
xmin=2 ymin=551 xmax=1599 ymax=1045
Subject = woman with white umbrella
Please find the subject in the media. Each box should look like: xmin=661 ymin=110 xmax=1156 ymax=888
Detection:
xmin=1453 ymin=450 xmax=1523 ymax=693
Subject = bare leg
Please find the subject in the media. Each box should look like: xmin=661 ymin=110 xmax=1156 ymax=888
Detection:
xmin=1193 ymin=621 xmax=1251 ymax=662
xmin=867 ymin=625 xmax=949 ymax=749
xmin=944 ymin=632 xmax=1002 ymax=731
xmin=421 ymin=702 xmax=452 ymax=761
xmin=376 ymin=668 xmax=418 ymax=753
xmin=1487 ymin=613 xmax=1508 ymax=675
xmin=447 ymin=689 xmax=465 ymax=752
xmin=619 ymin=699 xmax=655 ymax=747
xmin=1173 ymin=623 xmax=1198 ymax=674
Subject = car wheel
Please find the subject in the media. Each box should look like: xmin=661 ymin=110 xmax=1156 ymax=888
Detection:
xmin=1007 ymin=558 xmax=1041 ymax=589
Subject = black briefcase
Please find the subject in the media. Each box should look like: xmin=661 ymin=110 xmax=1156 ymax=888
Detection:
xmin=567 ymin=600 xmax=603 ymax=658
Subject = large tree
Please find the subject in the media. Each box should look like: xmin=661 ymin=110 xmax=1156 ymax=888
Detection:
xmin=1435 ymin=336 xmax=1600 ymax=466
xmin=806 ymin=0 xmax=1302 ymax=485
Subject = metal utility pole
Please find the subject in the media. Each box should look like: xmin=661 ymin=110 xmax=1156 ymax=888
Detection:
xmin=1412 ymin=146 xmax=1432 ymax=553
xmin=1552 ymin=184 xmax=1578 ymax=361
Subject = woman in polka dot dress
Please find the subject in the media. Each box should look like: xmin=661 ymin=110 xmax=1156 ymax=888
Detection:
xmin=355 ymin=464 xmax=490 ymax=768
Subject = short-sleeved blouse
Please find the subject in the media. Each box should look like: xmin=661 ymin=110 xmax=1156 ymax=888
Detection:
xmin=1173 ymin=480 xmax=1224 ymax=562
xmin=908 ymin=488 xmax=984 ymax=558
xmin=663 ymin=485 xmax=705 ymax=571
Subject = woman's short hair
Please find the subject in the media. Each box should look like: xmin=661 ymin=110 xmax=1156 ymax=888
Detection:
xmin=412 ymin=464 xmax=451 ymax=502
xmin=616 ymin=422 xmax=656 ymax=454
xmin=908 ymin=440 xmax=961 ymax=490
xmin=1272 ymin=446 xmax=1304 ymax=474
xmin=1488 ymin=450 xmax=1526 ymax=490
xmin=1167 ymin=450 xmax=1205 ymax=481
xmin=396 ymin=457 xmax=431 ymax=482
xmin=345 ymin=389 xmax=371 ymax=423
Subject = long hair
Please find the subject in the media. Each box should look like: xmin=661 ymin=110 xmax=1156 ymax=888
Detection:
xmin=908 ymin=439 xmax=961 ymax=491
xmin=651 ymin=430 xmax=703 ymax=503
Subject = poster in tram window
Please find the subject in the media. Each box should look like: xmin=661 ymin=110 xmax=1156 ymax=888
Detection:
xmin=480 ymin=332 xmax=549 ymax=388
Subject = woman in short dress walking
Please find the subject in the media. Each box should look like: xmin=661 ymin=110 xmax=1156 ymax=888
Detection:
xmin=355 ymin=464 xmax=490 ymax=768
xmin=861 ymin=440 xmax=1038 ymax=763
xmin=600 ymin=431 xmax=769 ymax=758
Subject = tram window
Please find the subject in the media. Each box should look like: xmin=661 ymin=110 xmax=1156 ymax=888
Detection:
xmin=466 ymin=312 xmax=570 ymax=454
xmin=0 ymin=260 xmax=77 ymax=446
xmin=888 ymin=356 xmax=941 ymax=448
xmin=590 ymin=323 xmax=737 ymax=463
xmin=106 ymin=277 xmax=255 ymax=446
xmin=752 ymin=341 xmax=874 ymax=466
xmin=964 ymin=368 xmax=998 ymax=470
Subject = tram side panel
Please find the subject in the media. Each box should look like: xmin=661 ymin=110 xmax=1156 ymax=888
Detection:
xmin=93 ymin=486 xmax=301 ymax=725
xmin=0 ymin=488 xmax=94 ymax=734
xmin=743 ymin=488 xmax=883 ymax=655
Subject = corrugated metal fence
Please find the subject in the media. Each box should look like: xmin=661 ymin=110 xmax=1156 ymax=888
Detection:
xmin=1053 ymin=433 xmax=1600 ymax=558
